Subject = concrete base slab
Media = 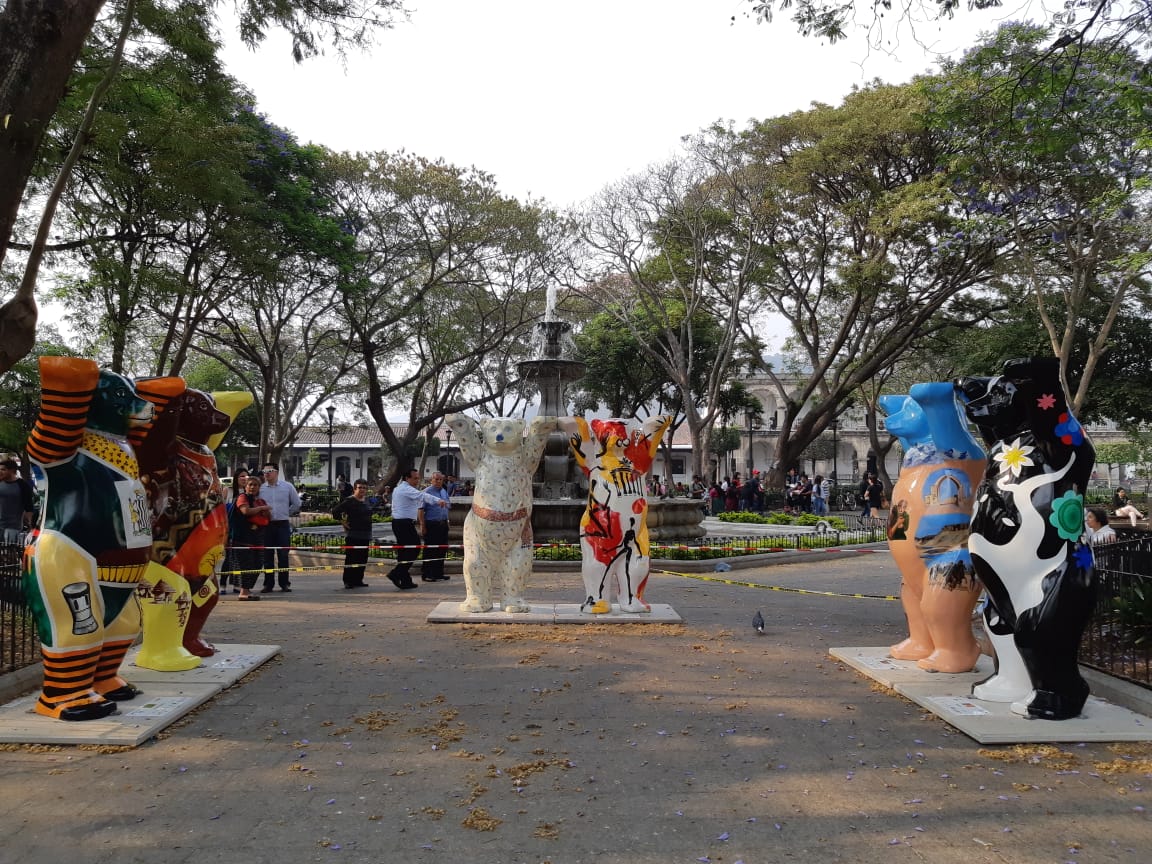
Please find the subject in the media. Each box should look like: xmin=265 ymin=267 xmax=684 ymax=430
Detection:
xmin=0 ymin=683 xmax=220 ymax=746
xmin=123 ymin=643 xmax=281 ymax=686
xmin=898 ymin=683 xmax=1152 ymax=744
xmin=829 ymin=645 xmax=993 ymax=688
xmin=426 ymin=601 xmax=683 ymax=624
xmin=832 ymin=646 xmax=1152 ymax=743
xmin=0 ymin=643 xmax=281 ymax=747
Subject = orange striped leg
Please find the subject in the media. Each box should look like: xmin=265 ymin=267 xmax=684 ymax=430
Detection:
xmin=36 ymin=646 xmax=118 ymax=721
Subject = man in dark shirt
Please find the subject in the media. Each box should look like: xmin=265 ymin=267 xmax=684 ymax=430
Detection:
xmin=0 ymin=458 xmax=34 ymax=542
xmin=332 ymin=479 xmax=373 ymax=589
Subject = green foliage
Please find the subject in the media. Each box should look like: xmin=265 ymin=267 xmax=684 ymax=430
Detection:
xmin=1112 ymin=580 xmax=1152 ymax=644
xmin=928 ymin=23 xmax=1152 ymax=413
xmin=717 ymin=510 xmax=848 ymax=530
xmin=571 ymin=311 xmax=668 ymax=416
xmin=302 ymin=448 xmax=323 ymax=479
xmin=300 ymin=516 xmax=339 ymax=527
xmin=717 ymin=511 xmax=771 ymax=523
xmin=709 ymin=426 xmax=742 ymax=457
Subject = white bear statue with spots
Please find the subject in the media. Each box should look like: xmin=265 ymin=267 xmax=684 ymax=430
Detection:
xmin=445 ymin=414 xmax=554 ymax=613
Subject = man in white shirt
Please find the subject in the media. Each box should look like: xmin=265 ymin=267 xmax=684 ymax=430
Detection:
xmin=387 ymin=468 xmax=448 ymax=590
xmin=259 ymin=462 xmax=301 ymax=593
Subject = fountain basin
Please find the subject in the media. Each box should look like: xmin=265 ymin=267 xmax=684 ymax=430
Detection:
xmin=446 ymin=497 xmax=705 ymax=543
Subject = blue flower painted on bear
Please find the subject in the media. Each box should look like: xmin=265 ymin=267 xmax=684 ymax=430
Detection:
xmin=1073 ymin=543 xmax=1094 ymax=570
xmin=1055 ymin=412 xmax=1084 ymax=446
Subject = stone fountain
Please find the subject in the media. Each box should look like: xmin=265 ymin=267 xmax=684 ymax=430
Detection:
xmin=517 ymin=319 xmax=586 ymax=501
xmin=446 ymin=312 xmax=705 ymax=543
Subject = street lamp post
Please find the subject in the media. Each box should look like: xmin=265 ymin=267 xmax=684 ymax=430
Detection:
xmin=445 ymin=427 xmax=453 ymax=477
xmin=746 ymin=409 xmax=755 ymax=475
xmin=325 ymin=404 xmax=335 ymax=490
xmin=831 ymin=419 xmax=839 ymax=487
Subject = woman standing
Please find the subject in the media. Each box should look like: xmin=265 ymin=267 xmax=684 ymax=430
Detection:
xmin=221 ymin=468 xmax=249 ymax=593
xmin=866 ymin=474 xmax=885 ymax=519
xmin=233 ymin=475 xmax=271 ymax=600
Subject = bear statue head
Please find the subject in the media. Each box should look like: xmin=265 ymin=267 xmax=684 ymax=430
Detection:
xmin=878 ymin=394 xmax=929 ymax=451
xmin=87 ymin=369 xmax=152 ymax=436
xmin=479 ymin=417 xmax=526 ymax=455
xmin=173 ymin=389 xmax=231 ymax=445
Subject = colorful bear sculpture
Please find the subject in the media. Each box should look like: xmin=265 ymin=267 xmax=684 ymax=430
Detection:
xmin=958 ymin=358 xmax=1097 ymax=720
xmin=561 ymin=415 xmax=672 ymax=614
xmin=23 ymin=358 xmax=183 ymax=720
xmin=880 ymin=383 xmax=986 ymax=673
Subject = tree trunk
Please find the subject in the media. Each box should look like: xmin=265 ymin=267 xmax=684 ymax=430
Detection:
xmin=0 ymin=1 xmax=107 ymax=273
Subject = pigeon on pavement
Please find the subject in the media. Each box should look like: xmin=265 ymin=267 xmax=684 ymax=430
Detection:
xmin=752 ymin=610 xmax=765 ymax=634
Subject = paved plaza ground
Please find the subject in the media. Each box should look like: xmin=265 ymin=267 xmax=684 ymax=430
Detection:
xmin=0 ymin=551 xmax=1148 ymax=864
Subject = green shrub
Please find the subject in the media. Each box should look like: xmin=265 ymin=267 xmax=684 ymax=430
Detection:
xmin=1113 ymin=581 xmax=1152 ymax=644
xmin=717 ymin=511 xmax=769 ymax=524
xmin=301 ymin=516 xmax=340 ymax=527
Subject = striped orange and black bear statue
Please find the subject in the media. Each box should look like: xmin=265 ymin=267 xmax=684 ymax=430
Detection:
xmin=23 ymin=357 xmax=183 ymax=720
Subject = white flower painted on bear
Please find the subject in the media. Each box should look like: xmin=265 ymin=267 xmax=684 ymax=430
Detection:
xmin=994 ymin=438 xmax=1035 ymax=477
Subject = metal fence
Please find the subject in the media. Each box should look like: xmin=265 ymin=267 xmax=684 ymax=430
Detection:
xmin=0 ymin=542 xmax=36 ymax=675
xmin=1080 ymin=536 xmax=1152 ymax=688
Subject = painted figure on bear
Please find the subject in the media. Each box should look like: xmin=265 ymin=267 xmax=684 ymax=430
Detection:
xmin=958 ymin=357 xmax=1096 ymax=720
xmin=880 ymin=382 xmax=986 ymax=674
xmin=561 ymin=415 xmax=672 ymax=614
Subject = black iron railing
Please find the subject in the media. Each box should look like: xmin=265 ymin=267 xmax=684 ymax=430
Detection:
xmin=1081 ymin=536 xmax=1152 ymax=688
xmin=0 ymin=542 xmax=37 ymax=675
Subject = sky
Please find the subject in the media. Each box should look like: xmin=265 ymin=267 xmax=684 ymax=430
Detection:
xmin=216 ymin=0 xmax=1009 ymax=210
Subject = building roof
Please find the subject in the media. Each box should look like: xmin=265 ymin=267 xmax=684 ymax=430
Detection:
xmin=290 ymin=420 xmax=698 ymax=450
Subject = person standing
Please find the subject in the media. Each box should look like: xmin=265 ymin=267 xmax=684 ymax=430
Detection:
xmin=0 ymin=458 xmax=34 ymax=543
xmin=812 ymin=473 xmax=828 ymax=516
xmin=332 ymin=479 xmax=373 ymax=589
xmin=1084 ymin=507 xmax=1118 ymax=544
xmin=387 ymin=468 xmax=449 ymax=590
xmin=866 ymin=473 xmax=885 ymax=519
xmin=418 ymin=471 xmax=452 ymax=582
xmin=259 ymin=462 xmax=301 ymax=593
xmin=233 ymin=475 xmax=271 ymax=600
xmin=222 ymin=468 xmax=250 ymax=594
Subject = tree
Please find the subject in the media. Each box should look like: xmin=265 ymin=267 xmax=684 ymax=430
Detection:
xmin=575 ymin=129 xmax=776 ymax=479
xmin=302 ymin=448 xmax=323 ymax=480
xmin=709 ymin=426 xmax=743 ymax=479
xmin=930 ymin=24 xmax=1152 ymax=413
xmin=0 ymin=0 xmax=404 ymax=372
xmin=571 ymin=311 xmax=667 ymax=417
xmin=1094 ymin=440 xmax=1140 ymax=486
xmin=744 ymin=0 xmax=1150 ymax=55
xmin=38 ymin=12 xmax=257 ymax=374
xmin=737 ymin=80 xmax=1000 ymax=487
xmin=332 ymin=152 xmax=558 ymax=485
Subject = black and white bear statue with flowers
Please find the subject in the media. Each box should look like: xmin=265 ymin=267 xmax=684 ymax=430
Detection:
xmin=957 ymin=358 xmax=1097 ymax=721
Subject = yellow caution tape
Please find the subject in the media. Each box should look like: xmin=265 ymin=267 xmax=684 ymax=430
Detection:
xmin=653 ymin=568 xmax=899 ymax=601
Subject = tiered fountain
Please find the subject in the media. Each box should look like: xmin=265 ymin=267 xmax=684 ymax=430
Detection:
xmin=447 ymin=303 xmax=705 ymax=543
xmin=517 ymin=319 xmax=586 ymax=501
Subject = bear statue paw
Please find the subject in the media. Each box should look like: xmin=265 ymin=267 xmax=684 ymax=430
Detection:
xmin=460 ymin=597 xmax=493 ymax=613
xmin=618 ymin=600 xmax=651 ymax=614
xmin=502 ymin=599 xmax=531 ymax=613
